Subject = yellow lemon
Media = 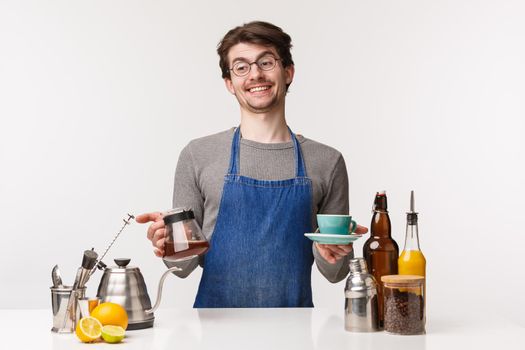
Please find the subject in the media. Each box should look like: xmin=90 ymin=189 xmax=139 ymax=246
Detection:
xmin=101 ymin=325 xmax=125 ymax=343
xmin=90 ymin=302 xmax=128 ymax=330
xmin=75 ymin=316 xmax=102 ymax=343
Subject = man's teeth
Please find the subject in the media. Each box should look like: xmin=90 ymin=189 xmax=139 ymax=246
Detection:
xmin=249 ymin=86 xmax=270 ymax=92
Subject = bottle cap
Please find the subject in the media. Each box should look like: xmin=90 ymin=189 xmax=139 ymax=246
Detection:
xmin=373 ymin=191 xmax=388 ymax=212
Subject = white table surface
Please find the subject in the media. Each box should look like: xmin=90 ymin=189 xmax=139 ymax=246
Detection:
xmin=1 ymin=307 xmax=523 ymax=350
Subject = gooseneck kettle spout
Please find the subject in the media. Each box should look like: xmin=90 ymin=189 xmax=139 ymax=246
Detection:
xmin=145 ymin=266 xmax=182 ymax=314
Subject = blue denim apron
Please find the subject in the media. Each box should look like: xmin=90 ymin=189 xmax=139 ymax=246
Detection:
xmin=194 ymin=127 xmax=314 ymax=308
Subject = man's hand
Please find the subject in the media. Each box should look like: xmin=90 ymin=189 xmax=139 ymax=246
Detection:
xmin=135 ymin=212 xmax=165 ymax=257
xmin=315 ymin=224 xmax=368 ymax=264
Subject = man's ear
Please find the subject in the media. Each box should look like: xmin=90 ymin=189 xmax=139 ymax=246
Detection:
xmin=285 ymin=64 xmax=295 ymax=85
xmin=224 ymin=78 xmax=235 ymax=95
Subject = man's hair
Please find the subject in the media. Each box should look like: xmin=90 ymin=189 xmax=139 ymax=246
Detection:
xmin=217 ymin=21 xmax=294 ymax=80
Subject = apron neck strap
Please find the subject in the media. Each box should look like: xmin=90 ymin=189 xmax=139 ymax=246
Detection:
xmin=228 ymin=126 xmax=307 ymax=177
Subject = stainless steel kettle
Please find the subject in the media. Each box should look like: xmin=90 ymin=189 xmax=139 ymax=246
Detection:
xmin=96 ymin=258 xmax=181 ymax=330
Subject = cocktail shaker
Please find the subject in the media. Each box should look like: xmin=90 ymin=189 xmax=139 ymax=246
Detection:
xmin=344 ymin=258 xmax=380 ymax=332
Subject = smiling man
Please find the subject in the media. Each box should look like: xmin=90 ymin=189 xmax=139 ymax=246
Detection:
xmin=224 ymin=43 xmax=291 ymax=115
xmin=137 ymin=21 xmax=367 ymax=308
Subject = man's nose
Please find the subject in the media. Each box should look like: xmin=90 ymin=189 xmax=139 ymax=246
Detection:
xmin=247 ymin=62 xmax=263 ymax=78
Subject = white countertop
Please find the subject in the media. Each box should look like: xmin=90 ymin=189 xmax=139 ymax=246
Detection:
xmin=1 ymin=307 xmax=523 ymax=350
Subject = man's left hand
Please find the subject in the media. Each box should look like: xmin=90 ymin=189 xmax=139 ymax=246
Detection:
xmin=315 ymin=225 xmax=368 ymax=264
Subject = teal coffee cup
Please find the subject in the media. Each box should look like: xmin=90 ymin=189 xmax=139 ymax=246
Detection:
xmin=317 ymin=214 xmax=357 ymax=235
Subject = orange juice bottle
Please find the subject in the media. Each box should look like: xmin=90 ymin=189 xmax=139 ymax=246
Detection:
xmin=398 ymin=191 xmax=426 ymax=277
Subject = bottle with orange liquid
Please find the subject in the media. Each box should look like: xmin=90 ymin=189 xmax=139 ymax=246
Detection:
xmin=398 ymin=191 xmax=426 ymax=277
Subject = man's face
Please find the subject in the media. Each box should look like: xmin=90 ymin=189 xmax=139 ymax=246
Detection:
xmin=224 ymin=42 xmax=294 ymax=114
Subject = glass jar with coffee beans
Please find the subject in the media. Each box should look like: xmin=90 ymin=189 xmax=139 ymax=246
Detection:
xmin=381 ymin=275 xmax=425 ymax=335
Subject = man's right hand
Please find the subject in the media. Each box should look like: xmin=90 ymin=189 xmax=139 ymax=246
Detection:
xmin=135 ymin=212 xmax=166 ymax=258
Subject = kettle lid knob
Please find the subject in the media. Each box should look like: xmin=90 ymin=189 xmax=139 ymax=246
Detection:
xmin=114 ymin=258 xmax=131 ymax=267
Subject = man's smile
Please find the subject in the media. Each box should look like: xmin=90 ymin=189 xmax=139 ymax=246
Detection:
xmin=249 ymin=86 xmax=270 ymax=93
xmin=245 ymin=83 xmax=273 ymax=95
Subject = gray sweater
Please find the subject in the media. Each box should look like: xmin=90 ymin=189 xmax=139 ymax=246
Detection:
xmin=165 ymin=127 xmax=352 ymax=283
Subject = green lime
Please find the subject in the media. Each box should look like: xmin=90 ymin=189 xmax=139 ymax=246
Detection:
xmin=101 ymin=325 xmax=125 ymax=343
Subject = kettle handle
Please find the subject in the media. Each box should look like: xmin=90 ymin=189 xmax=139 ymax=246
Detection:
xmin=145 ymin=266 xmax=182 ymax=314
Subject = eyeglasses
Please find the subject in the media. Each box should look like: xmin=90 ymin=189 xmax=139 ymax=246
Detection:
xmin=228 ymin=55 xmax=281 ymax=77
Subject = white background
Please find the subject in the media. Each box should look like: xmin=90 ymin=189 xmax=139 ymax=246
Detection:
xmin=1 ymin=0 xmax=523 ymax=325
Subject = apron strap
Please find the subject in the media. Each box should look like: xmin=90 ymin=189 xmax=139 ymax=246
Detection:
xmin=289 ymin=126 xmax=307 ymax=178
xmin=228 ymin=126 xmax=307 ymax=178
xmin=227 ymin=127 xmax=242 ymax=175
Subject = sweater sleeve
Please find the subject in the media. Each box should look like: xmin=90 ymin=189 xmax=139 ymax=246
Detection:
xmin=163 ymin=142 xmax=203 ymax=278
xmin=312 ymin=154 xmax=352 ymax=283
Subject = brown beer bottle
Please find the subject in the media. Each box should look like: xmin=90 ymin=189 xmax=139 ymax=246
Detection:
xmin=363 ymin=191 xmax=399 ymax=327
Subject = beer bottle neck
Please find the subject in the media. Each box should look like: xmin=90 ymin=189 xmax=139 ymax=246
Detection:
xmin=374 ymin=195 xmax=387 ymax=211
xmin=371 ymin=210 xmax=392 ymax=238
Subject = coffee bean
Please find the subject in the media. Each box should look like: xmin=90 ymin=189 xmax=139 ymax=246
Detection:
xmin=384 ymin=289 xmax=425 ymax=335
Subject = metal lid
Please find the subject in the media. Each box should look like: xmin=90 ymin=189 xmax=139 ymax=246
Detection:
xmin=346 ymin=259 xmax=378 ymax=298
xmin=163 ymin=209 xmax=195 ymax=225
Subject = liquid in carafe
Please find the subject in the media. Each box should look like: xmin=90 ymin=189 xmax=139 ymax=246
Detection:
xmin=164 ymin=240 xmax=209 ymax=261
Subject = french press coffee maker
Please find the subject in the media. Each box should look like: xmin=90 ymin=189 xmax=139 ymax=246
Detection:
xmin=96 ymin=209 xmax=209 ymax=329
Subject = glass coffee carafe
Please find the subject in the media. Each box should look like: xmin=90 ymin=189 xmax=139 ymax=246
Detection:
xmin=163 ymin=208 xmax=209 ymax=262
